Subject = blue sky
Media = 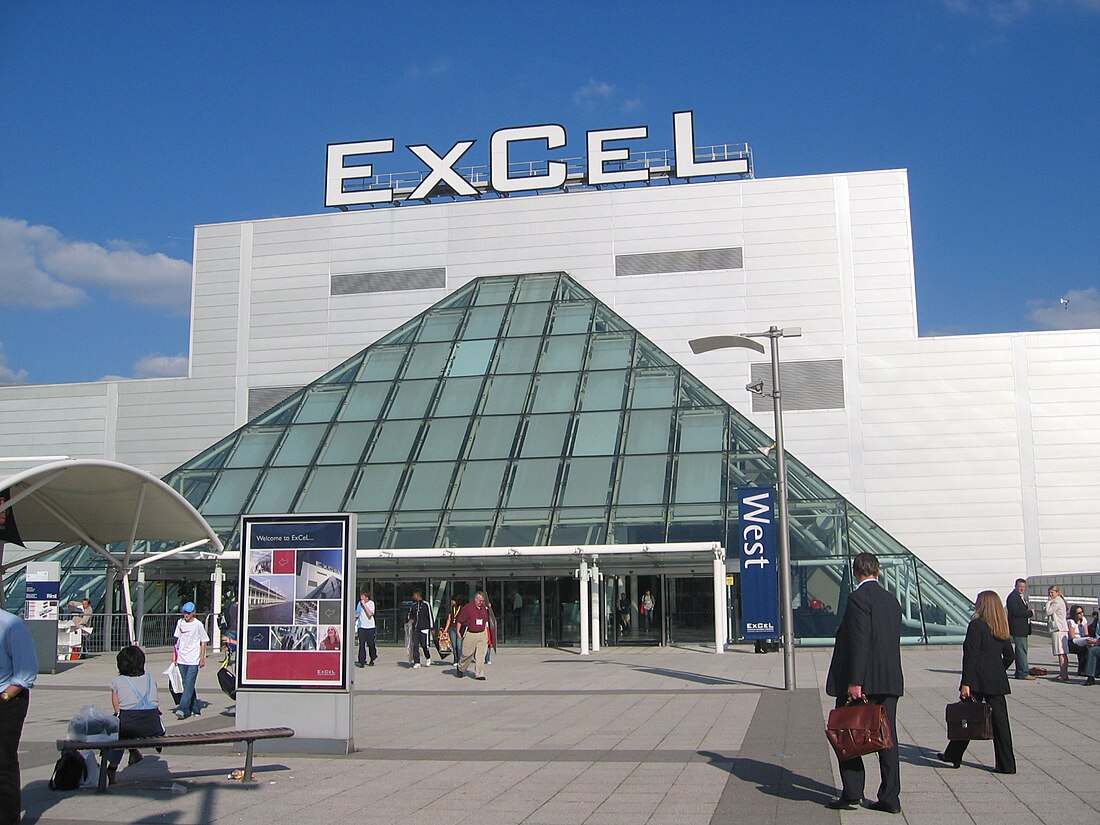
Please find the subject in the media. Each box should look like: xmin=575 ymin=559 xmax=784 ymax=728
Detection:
xmin=1 ymin=1 xmax=1097 ymax=385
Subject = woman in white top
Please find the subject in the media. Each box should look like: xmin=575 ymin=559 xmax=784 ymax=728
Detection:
xmin=1067 ymin=604 xmax=1092 ymax=677
xmin=1046 ymin=586 xmax=1069 ymax=681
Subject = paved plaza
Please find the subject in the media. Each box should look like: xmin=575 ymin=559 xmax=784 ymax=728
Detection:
xmin=15 ymin=642 xmax=1100 ymax=825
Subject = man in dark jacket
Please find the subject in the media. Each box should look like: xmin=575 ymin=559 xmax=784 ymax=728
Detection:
xmin=408 ymin=591 xmax=433 ymax=668
xmin=1005 ymin=579 xmax=1035 ymax=680
xmin=825 ymin=553 xmax=904 ymax=815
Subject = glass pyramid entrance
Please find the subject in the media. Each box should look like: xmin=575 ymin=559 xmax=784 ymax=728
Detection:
xmin=162 ymin=272 xmax=972 ymax=643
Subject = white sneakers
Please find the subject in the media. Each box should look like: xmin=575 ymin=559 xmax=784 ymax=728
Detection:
xmin=412 ymin=663 xmax=421 ymax=668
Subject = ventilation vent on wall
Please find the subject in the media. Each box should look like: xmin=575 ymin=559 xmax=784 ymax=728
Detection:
xmin=615 ymin=247 xmax=743 ymax=277
xmin=749 ymin=360 xmax=845 ymax=413
xmin=248 ymin=386 xmax=303 ymax=420
xmin=331 ymin=267 xmax=446 ymax=295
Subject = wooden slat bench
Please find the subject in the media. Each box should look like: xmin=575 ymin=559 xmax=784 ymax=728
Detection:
xmin=56 ymin=726 xmax=294 ymax=793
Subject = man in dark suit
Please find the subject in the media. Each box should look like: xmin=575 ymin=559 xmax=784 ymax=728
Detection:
xmin=825 ymin=552 xmax=904 ymax=815
xmin=1005 ymin=578 xmax=1035 ymax=680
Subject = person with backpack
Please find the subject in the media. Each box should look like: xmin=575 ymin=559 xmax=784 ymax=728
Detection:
xmin=1 ymin=609 xmax=38 ymax=824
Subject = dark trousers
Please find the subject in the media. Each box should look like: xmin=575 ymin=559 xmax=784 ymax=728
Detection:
xmin=411 ymin=629 xmax=431 ymax=663
xmin=835 ymin=694 xmax=900 ymax=808
xmin=0 ymin=691 xmax=29 ymax=825
xmin=357 ymin=627 xmax=377 ymax=665
xmin=1010 ymin=635 xmax=1029 ymax=678
xmin=943 ymin=693 xmax=1015 ymax=773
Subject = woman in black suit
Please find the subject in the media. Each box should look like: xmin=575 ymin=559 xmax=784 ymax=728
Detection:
xmin=938 ymin=590 xmax=1016 ymax=774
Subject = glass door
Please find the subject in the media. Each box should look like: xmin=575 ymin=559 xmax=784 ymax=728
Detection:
xmin=544 ymin=576 xmax=580 ymax=646
xmin=501 ymin=579 xmax=543 ymax=645
xmin=665 ymin=576 xmax=714 ymax=644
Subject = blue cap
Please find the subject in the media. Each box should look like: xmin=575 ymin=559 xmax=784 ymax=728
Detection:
xmin=181 ymin=602 xmax=196 ymax=613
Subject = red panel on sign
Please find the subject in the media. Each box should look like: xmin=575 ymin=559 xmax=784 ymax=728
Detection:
xmin=245 ymin=651 xmax=341 ymax=683
xmin=272 ymin=550 xmax=296 ymax=575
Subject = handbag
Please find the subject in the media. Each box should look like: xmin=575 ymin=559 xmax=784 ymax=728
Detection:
xmin=825 ymin=698 xmax=894 ymax=761
xmin=946 ymin=699 xmax=993 ymax=740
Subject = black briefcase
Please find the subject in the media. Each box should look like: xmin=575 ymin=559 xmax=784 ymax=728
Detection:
xmin=946 ymin=699 xmax=993 ymax=740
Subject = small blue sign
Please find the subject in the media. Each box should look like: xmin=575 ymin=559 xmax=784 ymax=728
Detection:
xmin=25 ymin=581 xmax=60 ymax=601
xmin=738 ymin=487 xmax=780 ymax=640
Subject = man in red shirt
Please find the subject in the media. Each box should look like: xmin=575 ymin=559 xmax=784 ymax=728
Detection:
xmin=455 ymin=591 xmax=490 ymax=680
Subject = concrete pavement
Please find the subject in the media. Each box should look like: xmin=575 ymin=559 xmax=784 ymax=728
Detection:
xmin=15 ymin=641 xmax=1100 ymax=824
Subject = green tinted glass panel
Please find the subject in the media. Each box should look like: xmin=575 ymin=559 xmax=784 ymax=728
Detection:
xmin=562 ymin=458 xmax=614 ymax=507
xmin=539 ymin=335 xmax=586 ymax=372
xmin=616 ymin=456 xmax=668 ymax=505
xmin=399 ymin=462 xmax=455 ymax=511
xmin=368 ymin=420 xmax=419 ymax=462
xmin=631 ymin=370 xmax=677 ymax=409
xmin=348 ymin=465 xmax=405 ymax=512
xmin=495 ymin=337 xmax=541 ymax=374
xmin=473 ymin=279 xmax=515 ymax=305
xmin=530 ymin=373 xmax=579 ymax=413
xmin=506 ymin=458 xmax=560 ymax=507
xmin=462 ymin=305 xmax=507 ymax=339
xmin=481 ymin=374 xmax=532 ymax=415
xmin=572 ymin=411 xmax=621 ymax=456
xmin=673 ymin=453 xmax=723 ymax=503
xmin=358 ymin=348 xmax=406 ymax=382
xmin=549 ymin=303 xmax=592 ymax=335
xmin=387 ymin=379 xmax=435 ymax=419
xmin=515 ymin=276 xmax=556 ymax=303
xmin=296 ymin=387 xmax=347 ymax=423
xmin=419 ymin=418 xmax=470 ymax=461
xmin=319 ymin=422 xmax=375 ymax=464
xmin=249 ymin=467 xmax=308 ymax=513
xmin=404 ymin=342 xmax=451 ymax=379
xmin=203 ymin=469 xmax=258 ymax=515
xmin=588 ymin=333 xmax=633 ymax=370
xmin=507 ymin=302 xmax=551 ymax=336
xmin=417 ymin=310 xmax=463 ymax=342
xmin=624 ymin=409 xmax=672 ymax=454
xmin=271 ymin=424 xmax=327 ymax=466
xmin=448 ymin=339 xmax=495 ymax=377
xmin=520 ymin=414 xmax=570 ymax=457
xmin=579 ymin=371 xmax=628 ymax=411
xmin=435 ymin=376 xmax=482 ymax=417
xmin=342 ymin=384 xmax=388 ymax=422
xmin=452 ymin=461 xmax=508 ymax=509
xmin=297 ymin=466 xmax=356 ymax=512
xmin=679 ymin=409 xmax=725 ymax=452
xmin=469 ymin=416 xmax=520 ymax=459
xmin=439 ymin=511 xmax=495 ymax=547
xmin=226 ymin=430 xmax=280 ymax=468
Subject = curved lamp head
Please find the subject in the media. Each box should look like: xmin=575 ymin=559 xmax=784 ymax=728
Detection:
xmin=688 ymin=335 xmax=765 ymax=355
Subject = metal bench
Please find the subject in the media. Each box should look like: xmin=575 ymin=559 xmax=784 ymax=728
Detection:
xmin=56 ymin=726 xmax=294 ymax=793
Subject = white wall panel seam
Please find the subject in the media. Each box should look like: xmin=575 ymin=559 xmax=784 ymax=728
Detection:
xmin=835 ymin=176 xmax=866 ymax=506
xmin=235 ymin=224 xmax=254 ymax=429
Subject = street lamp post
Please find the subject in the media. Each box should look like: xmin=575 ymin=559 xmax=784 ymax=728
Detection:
xmin=689 ymin=326 xmax=801 ymax=691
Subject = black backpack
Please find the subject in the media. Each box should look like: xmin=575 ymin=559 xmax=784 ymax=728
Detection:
xmin=48 ymin=751 xmax=87 ymax=791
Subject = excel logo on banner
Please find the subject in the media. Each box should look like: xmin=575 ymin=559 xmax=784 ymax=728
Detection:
xmin=738 ymin=488 xmax=780 ymax=640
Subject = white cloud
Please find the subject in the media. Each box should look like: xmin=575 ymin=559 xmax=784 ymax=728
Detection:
xmin=621 ymin=98 xmax=643 ymax=114
xmin=133 ymin=353 xmax=189 ymax=378
xmin=0 ymin=342 xmax=28 ymax=385
xmin=943 ymin=0 xmax=1100 ymax=23
xmin=405 ymin=57 xmax=452 ymax=80
xmin=1029 ymin=288 xmax=1100 ymax=330
xmin=573 ymin=79 xmax=615 ymax=109
xmin=0 ymin=217 xmax=192 ymax=314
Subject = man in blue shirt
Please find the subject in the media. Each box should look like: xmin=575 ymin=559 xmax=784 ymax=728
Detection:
xmin=0 ymin=609 xmax=38 ymax=825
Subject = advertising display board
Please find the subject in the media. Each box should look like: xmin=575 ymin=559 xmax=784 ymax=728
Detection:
xmin=738 ymin=488 xmax=780 ymax=640
xmin=238 ymin=514 xmax=353 ymax=690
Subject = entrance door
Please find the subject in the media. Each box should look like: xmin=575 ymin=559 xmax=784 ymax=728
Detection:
xmin=544 ymin=577 xmax=580 ymax=646
xmin=500 ymin=580 xmax=542 ymax=645
xmin=665 ymin=576 xmax=715 ymax=644
xmin=605 ymin=574 xmax=662 ymax=645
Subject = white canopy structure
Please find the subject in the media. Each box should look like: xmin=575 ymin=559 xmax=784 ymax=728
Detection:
xmin=0 ymin=458 xmax=223 ymax=643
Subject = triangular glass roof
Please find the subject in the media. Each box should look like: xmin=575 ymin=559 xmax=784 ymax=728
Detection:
xmin=160 ymin=272 xmax=974 ymax=641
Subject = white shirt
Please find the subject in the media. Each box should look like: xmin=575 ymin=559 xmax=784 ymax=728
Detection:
xmin=174 ymin=617 xmax=210 ymax=665
xmin=356 ymin=600 xmax=376 ymax=630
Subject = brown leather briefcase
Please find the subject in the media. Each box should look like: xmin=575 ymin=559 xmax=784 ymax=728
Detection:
xmin=946 ymin=699 xmax=993 ymax=740
xmin=825 ymin=699 xmax=895 ymax=761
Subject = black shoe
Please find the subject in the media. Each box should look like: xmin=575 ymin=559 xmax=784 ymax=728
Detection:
xmin=455 ymin=669 xmax=464 ymax=678
xmin=994 ymin=767 xmax=1016 ymax=774
xmin=937 ymin=752 xmax=961 ymax=768
xmin=368 ymin=660 xmax=375 ymax=666
xmin=862 ymin=800 xmax=902 ymax=814
xmin=824 ymin=797 xmax=861 ymax=810
xmin=1085 ymin=676 xmax=1095 ymax=685
xmin=355 ymin=662 xmax=364 ymax=668
xmin=106 ymin=766 xmax=117 ymax=785
xmin=475 ymin=676 xmax=486 ymax=681
xmin=127 ymin=749 xmax=143 ymax=767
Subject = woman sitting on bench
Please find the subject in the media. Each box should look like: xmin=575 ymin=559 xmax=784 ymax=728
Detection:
xmin=105 ymin=645 xmax=164 ymax=785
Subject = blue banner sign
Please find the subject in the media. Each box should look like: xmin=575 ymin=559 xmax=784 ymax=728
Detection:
xmin=738 ymin=487 xmax=780 ymax=640
xmin=246 ymin=521 xmax=346 ymax=549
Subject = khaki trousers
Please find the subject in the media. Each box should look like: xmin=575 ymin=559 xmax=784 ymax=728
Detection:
xmin=459 ymin=630 xmax=488 ymax=677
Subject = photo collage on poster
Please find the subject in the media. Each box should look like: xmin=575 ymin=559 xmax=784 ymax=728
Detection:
xmin=240 ymin=518 xmax=349 ymax=688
